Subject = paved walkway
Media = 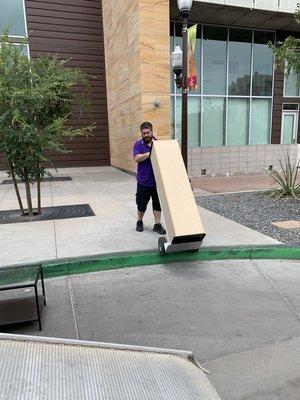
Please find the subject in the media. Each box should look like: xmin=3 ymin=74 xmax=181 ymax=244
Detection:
xmin=1 ymin=259 xmax=299 ymax=400
xmin=0 ymin=167 xmax=280 ymax=267
xmin=191 ymin=173 xmax=279 ymax=193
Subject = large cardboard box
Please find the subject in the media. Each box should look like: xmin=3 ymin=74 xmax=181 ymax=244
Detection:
xmin=151 ymin=140 xmax=205 ymax=244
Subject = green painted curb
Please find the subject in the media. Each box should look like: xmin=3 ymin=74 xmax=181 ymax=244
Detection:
xmin=41 ymin=245 xmax=300 ymax=279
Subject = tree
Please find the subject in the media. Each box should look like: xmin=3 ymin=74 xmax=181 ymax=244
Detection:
xmin=0 ymin=31 xmax=94 ymax=218
xmin=269 ymin=6 xmax=300 ymax=76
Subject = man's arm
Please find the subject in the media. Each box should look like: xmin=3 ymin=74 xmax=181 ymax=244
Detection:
xmin=134 ymin=152 xmax=150 ymax=162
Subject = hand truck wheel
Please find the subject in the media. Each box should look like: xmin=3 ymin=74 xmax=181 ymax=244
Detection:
xmin=158 ymin=237 xmax=167 ymax=256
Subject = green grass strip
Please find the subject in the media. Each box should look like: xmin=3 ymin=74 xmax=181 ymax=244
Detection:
xmin=42 ymin=245 xmax=300 ymax=279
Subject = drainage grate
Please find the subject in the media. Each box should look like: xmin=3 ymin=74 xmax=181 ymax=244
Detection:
xmin=1 ymin=177 xmax=72 ymax=185
xmin=0 ymin=204 xmax=95 ymax=224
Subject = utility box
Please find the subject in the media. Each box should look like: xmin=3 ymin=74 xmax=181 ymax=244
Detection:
xmin=151 ymin=140 xmax=205 ymax=254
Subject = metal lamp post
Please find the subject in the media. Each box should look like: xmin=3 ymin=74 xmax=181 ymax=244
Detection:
xmin=171 ymin=0 xmax=193 ymax=170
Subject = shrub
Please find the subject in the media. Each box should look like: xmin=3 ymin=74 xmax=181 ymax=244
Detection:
xmin=265 ymin=154 xmax=300 ymax=199
xmin=0 ymin=31 xmax=94 ymax=217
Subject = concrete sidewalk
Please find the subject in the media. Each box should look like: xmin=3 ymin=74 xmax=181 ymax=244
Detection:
xmin=1 ymin=259 xmax=300 ymax=399
xmin=191 ymin=173 xmax=282 ymax=193
xmin=0 ymin=167 xmax=280 ymax=267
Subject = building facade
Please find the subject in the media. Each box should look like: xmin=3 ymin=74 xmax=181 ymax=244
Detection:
xmin=0 ymin=0 xmax=110 ymax=170
xmin=0 ymin=0 xmax=299 ymax=176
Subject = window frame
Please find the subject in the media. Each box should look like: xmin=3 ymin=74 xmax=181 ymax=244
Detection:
xmin=283 ymin=68 xmax=300 ymax=98
xmin=0 ymin=0 xmax=28 ymax=40
xmin=170 ymin=21 xmax=275 ymax=147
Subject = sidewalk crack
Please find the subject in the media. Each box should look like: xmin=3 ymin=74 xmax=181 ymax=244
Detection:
xmin=201 ymin=335 xmax=299 ymax=365
xmin=68 ymin=275 xmax=80 ymax=340
xmin=53 ymin=220 xmax=58 ymax=260
xmin=250 ymin=259 xmax=300 ymax=322
xmin=50 ymin=182 xmax=58 ymax=260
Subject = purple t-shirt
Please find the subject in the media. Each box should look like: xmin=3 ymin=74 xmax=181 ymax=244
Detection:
xmin=133 ymin=139 xmax=156 ymax=187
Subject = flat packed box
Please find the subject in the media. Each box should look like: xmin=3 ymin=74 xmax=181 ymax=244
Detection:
xmin=151 ymin=140 xmax=205 ymax=244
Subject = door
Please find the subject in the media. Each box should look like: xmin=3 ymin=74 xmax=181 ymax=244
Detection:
xmin=281 ymin=111 xmax=298 ymax=144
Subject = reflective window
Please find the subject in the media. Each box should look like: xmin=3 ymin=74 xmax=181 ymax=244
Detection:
xmin=170 ymin=36 xmax=175 ymax=94
xmin=170 ymin=24 xmax=275 ymax=148
xmin=175 ymin=96 xmax=182 ymax=140
xmin=252 ymin=31 xmax=274 ymax=96
xmin=281 ymin=113 xmax=297 ymax=144
xmin=14 ymin=43 xmax=29 ymax=57
xmin=188 ymin=97 xmax=201 ymax=146
xmin=250 ymin=99 xmax=271 ymax=144
xmin=284 ymin=69 xmax=300 ymax=97
xmin=228 ymin=29 xmax=252 ymax=95
xmin=203 ymin=26 xmax=227 ymax=95
xmin=0 ymin=0 xmax=26 ymax=37
xmin=202 ymin=97 xmax=225 ymax=146
xmin=227 ymin=98 xmax=249 ymax=145
xmin=174 ymin=96 xmax=200 ymax=146
xmin=283 ymin=103 xmax=299 ymax=110
xmin=171 ymin=96 xmax=176 ymax=139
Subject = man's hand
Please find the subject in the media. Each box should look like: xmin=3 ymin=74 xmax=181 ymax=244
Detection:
xmin=134 ymin=152 xmax=150 ymax=162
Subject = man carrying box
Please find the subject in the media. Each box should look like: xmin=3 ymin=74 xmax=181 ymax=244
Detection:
xmin=133 ymin=121 xmax=166 ymax=235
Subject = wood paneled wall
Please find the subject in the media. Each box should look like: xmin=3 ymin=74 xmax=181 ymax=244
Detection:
xmin=272 ymin=30 xmax=300 ymax=145
xmin=272 ymin=70 xmax=300 ymax=144
xmin=0 ymin=0 xmax=110 ymax=170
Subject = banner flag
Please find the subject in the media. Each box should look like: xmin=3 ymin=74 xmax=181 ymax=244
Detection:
xmin=187 ymin=24 xmax=198 ymax=91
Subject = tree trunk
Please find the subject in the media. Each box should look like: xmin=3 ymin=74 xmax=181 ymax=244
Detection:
xmin=37 ymin=176 xmax=42 ymax=214
xmin=8 ymin=162 xmax=25 ymax=216
xmin=24 ymin=169 xmax=33 ymax=219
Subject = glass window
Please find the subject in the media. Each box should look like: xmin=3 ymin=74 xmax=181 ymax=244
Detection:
xmin=188 ymin=97 xmax=201 ymax=146
xmin=171 ymin=96 xmax=176 ymax=139
xmin=170 ymin=37 xmax=175 ymax=95
xmin=283 ymin=103 xmax=299 ymax=110
xmin=203 ymin=26 xmax=227 ymax=95
xmin=170 ymin=23 xmax=275 ymax=150
xmin=13 ymin=43 xmax=29 ymax=57
xmin=174 ymin=96 xmax=201 ymax=147
xmin=228 ymin=29 xmax=252 ymax=95
xmin=202 ymin=97 xmax=225 ymax=146
xmin=175 ymin=95 xmax=182 ymax=140
xmin=284 ymin=69 xmax=300 ymax=97
xmin=227 ymin=98 xmax=249 ymax=145
xmin=250 ymin=99 xmax=271 ymax=144
xmin=252 ymin=31 xmax=274 ymax=96
xmin=0 ymin=0 xmax=26 ymax=37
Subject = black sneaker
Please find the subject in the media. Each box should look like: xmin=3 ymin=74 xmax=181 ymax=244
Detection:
xmin=136 ymin=220 xmax=144 ymax=232
xmin=153 ymin=223 xmax=166 ymax=235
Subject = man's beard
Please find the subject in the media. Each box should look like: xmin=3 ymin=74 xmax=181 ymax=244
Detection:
xmin=144 ymin=136 xmax=152 ymax=142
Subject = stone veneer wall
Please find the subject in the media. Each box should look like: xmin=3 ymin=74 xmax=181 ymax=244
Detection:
xmin=101 ymin=0 xmax=171 ymax=172
xmin=188 ymin=144 xmax=300 ymax=177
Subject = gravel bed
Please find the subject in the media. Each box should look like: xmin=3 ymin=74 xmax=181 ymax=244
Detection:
xmin=196 ymin=191 xmax=300 ymax=246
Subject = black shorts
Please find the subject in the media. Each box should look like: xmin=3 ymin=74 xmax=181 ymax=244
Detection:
xmin=136 ymin=184 xmax=161 ymax=212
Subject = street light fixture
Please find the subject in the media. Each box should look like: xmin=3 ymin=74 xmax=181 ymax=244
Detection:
xmin=171 ymin=0 xmax=193 ymax=170
xmin=171 ymin=44 xmax=183 ymax=88
xmin=177 ymin=0 xmax=193 ymax=18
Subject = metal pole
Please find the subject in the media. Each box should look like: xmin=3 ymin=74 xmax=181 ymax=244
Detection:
xmin=181 ymin=17 xmax=188 ymax=170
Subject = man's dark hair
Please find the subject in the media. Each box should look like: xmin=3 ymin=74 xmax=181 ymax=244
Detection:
xmin=140 ymin=121 xmax=153 ymax=131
